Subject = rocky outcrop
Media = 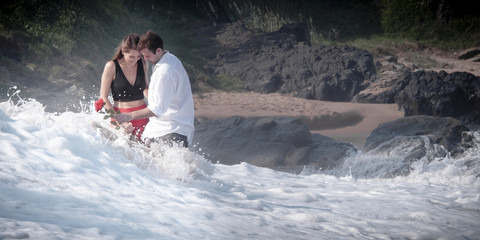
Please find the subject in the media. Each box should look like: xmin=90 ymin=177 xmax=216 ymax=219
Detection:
xmin=192 ymin=116 xmax=356 ymax=169
xmin=308 ymin=134 xmax=357 ymax=170
xmin=193 ymin=116 xmax=311 ymax=167
xmin=354 ymin=68 xmax=480 ymax=125
xmin=352 ymin=55 xmax=408 ymax=103
xmin=207 ymin=22 xmax=376 ymax=102
xmin=360 ymin=115 xmax=473 ymax=177
xmin=394 ymin=70 xmax=480 ymax=125
xmin=364 ymin=115 xmax=469 ymax=158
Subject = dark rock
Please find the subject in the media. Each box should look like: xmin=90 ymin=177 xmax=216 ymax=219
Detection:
xmin=358 ymin=115 xmax=473 ymax=177
xmin=365 ymin=115 xmax=469 ymax=158
xmin=354 ymin=69 xmax=480 ymax=126
xmin=458 ymin=48 xmax=480 ymax=60
xmin=394 ymin=70 xmax=480 ymax=124
xmin=386 ymin=56 xmax=398 ymax=63
xmin=207 ymin=22 xmax=376 ymax=102
xmin=336 ymin=135 xmax=446 ymax=178
xmin=193 ymin=116 xmax=312 ymax=167
xmin=192 ymin=116 xmax=357 ymax=169
xmin=308 ymin=134 xmax=357 ymax=170
xmin=279 ymin=23 xmax=311 ymax=43
xmin=352 ymin=83 xmax=398 ymax=103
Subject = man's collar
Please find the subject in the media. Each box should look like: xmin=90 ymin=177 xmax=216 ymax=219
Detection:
xmin=155 ymin=50 xmax=168 ymax=64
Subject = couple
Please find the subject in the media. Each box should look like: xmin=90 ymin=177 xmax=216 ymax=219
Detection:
xmin=99 ymin=31 xmax=194 ymax=148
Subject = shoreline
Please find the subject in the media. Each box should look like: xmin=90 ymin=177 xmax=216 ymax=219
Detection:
xmin=194 ymin=91 xmax=404 ymax=149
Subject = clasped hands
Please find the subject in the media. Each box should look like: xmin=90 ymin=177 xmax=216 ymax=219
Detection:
xmin=114 ymin=112 xmax=133 ymax=124
xmin=114 ymin=113 xmax=134 ymax=133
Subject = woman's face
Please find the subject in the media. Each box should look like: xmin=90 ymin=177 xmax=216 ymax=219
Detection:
xmin=123 ymin=49 xmax=141 ymax=66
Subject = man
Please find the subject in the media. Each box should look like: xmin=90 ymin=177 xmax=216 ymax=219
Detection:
xmin=114 ymin=31 xmax=194 ymax=148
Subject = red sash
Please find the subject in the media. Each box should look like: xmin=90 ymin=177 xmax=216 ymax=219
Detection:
xmin=114 ymin=104 xmax=149 ymax=140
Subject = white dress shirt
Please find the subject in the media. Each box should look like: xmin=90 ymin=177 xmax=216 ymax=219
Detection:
xmin=142 ymin=51 xmax=195 ymax=144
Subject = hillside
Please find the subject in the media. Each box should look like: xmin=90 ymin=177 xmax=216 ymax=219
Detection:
xmin=0 ymin=0 xmax=203 ymax=110
xmin=0 ymin=0 xmax=479 ymax=111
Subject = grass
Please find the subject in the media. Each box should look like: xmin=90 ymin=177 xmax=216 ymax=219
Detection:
xmin=210 ymin=74 xmax=245 ymax=92
xmin=0 ymin=0 xmax=211 ymax=91
xmin=236 ymin=0 xmax=479 ymax=63
xmin=342 ymin=36 xmax=439 ymax=67
xmin=1 ymin=0 xmax=478 ymax=95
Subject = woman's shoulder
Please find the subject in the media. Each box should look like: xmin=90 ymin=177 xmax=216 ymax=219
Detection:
xmin=105 ymin=60 xmax=117 ymax=69
xmin=102 ymin=60 xmax=118 ymax=76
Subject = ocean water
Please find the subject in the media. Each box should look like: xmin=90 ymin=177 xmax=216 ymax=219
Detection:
xmin=0 ymin=93 xmax=479 ymax=239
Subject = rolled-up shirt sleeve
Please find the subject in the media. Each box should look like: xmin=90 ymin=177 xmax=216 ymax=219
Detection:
xmin=147 ymin=72 xmax=175 ymax=117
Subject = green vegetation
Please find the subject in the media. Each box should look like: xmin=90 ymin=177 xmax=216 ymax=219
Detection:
xmin=0 ymin=0 xmax=205 ymax=87
xmin=1 ymin=0 xmax=478 ymax=93
xmin=230 ymin=0 xmax=479 ymax=50
xmin=223 ymin=0 xmax=479 ymax=72
xmin=210 ymin=74 xmax=245 ymax=92
xmin=378 ymin=0 xmax=479 ymax=49
xmin=225 ymin=0 xmax=382 ymax=42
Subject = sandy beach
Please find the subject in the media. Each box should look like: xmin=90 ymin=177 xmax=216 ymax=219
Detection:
xmin=194 ymin=91 xmax=404 ymax=149
xmin=192 ymin=47 xmax=480 ymax=150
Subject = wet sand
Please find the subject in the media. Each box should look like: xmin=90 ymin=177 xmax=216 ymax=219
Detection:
xmin=194 ymin=91 xmax=404 ymax=149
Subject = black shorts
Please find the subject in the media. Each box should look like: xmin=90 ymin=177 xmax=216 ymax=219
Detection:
xmin=146 ymin=133 xmax=188 ymax=148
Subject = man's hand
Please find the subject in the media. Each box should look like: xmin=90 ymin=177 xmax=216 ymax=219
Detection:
xmin=114 ymin=112 xmax=133 ymax=124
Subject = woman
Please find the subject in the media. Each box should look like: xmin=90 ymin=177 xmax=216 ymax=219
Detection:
xmin=99 ymin=33 xmax=149 ymax=141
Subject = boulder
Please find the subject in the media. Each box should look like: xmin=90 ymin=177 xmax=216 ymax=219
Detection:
xmin=354 ymin=69 xmax=480 ymax=126
xmin=394 ymin=70 xmax=480 ymax=124
xmin=193 ymin=116 xmax=312 ymax=167
xmin=308 ymin=134 xmax=357 ymax=170
xmin=192 ymin=116 xmax=357 ymax=169
xmin=364 ymin=115 xmax=469 ymax=158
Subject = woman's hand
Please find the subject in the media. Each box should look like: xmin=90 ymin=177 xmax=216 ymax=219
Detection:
xmin=121 ymin=122 xmax=134 ymax=133
xmin=114 ymin=113 xmax=133 ymax=124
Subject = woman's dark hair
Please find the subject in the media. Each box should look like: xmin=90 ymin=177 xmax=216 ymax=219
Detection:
xmin=111 ymin=33 xmax=140 ymax=60
xmin=138 ymin=31 xmax=164 ymax=53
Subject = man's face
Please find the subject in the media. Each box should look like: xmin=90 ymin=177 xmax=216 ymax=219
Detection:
xmin=141 ymin=48 xmax=157 ymax=64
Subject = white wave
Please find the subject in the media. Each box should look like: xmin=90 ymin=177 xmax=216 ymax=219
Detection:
xmin=1 ymin=98 xmax=479 ymax=239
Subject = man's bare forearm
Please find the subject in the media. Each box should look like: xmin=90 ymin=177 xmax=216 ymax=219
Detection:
xmin=115 ymin=108 xmax=156 ymax=123
xmin=131 ymin=107 xmax=156 ymax=120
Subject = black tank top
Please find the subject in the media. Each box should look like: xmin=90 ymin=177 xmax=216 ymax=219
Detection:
xmin=111 ymin=59 xmax=146 ymax=102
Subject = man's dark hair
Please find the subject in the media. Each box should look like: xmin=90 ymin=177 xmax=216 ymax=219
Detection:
xmin=138 ymin=31 xmax=164 ymax=53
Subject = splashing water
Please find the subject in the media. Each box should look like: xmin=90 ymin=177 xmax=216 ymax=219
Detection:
xmin=1 ymin=97 xmax=479 ymax=239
